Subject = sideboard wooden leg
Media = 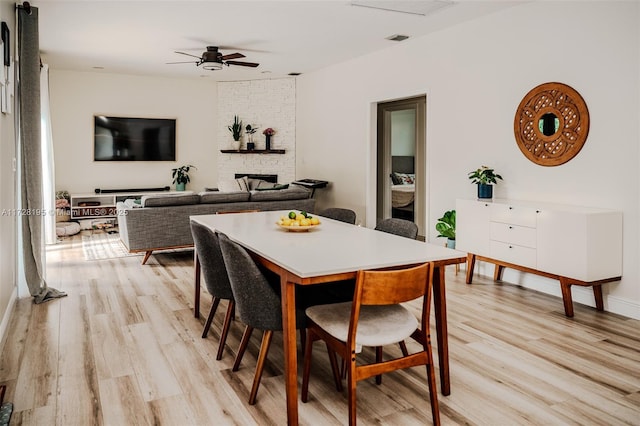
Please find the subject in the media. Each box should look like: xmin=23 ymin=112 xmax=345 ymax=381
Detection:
xmin=593 ymin=285 xmax=604 ymax=311
xmin=494 ymin=265 xmax=504 ymax=282
xmin=141 ymin=250 xmax=153 ymax=265
xmin=559 ymin=277 xmax=574 ymax=317
xmin=465 ymin=253 xmax=476 ymax=284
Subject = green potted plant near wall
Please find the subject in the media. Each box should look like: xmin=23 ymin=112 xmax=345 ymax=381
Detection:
xmin=172 ymin=164 xmax=196 ymax=191
xmin=228 ymin=115 xmax=243 ymax=150
xmin=468 ymin=165 xmax=503 ymax=199
xmin=436 ymin=209 xmax=456 ymax=249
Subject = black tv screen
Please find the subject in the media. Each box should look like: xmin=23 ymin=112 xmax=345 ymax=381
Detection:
xmin=94 ymin=115 xmax=176 ymax=161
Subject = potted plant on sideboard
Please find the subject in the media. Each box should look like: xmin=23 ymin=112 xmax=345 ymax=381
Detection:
xmin=228 ymin=115 xmax=243 ymax=150
xmin=436 ymin=209 xmax=456 ymax=249
xmin=172 ymin=164 xmax=196 ymax=191
xmin=468 ymin=165 xmax=503 ymax=199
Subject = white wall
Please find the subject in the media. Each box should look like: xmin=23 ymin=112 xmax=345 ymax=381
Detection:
xmin=296 ymin=2 xmax=640 ymax=318
xmin=49 ymin=71 xmax=218 ymax=194
xmin=0 ymin=1 xmax=17 ymax=347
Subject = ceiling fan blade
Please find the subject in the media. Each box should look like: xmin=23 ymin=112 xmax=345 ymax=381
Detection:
xmin=174 ymin=51 xmax=202 ymax=59
xmin=221 ymin=52 xmax=245 ymax=60
xmin=166 ymin=61 xmax=198 ymax=64
xmin=226 ymin=60 xmax=259 ymax=68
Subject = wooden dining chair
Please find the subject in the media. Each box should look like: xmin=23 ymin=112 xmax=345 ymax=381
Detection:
xmin=374 ymin=217 xmax=418 ymax=240
xmin=218 ymin=232 xmax=308 ymax=405
xmin=190 ymin=220 xmax=235 ymax=360
xmin=301 ymin=262 xmax=440 ymax=426
xmin=319 ymin=207 xmax=357 ymax=224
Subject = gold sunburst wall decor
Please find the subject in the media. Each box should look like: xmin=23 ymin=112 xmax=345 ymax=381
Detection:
xmin=514 ymin=82 xmax=590 ymax=166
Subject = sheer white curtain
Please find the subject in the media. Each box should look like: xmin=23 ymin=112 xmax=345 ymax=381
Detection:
xmin=40 ymin=63 xmax=55 ymax=245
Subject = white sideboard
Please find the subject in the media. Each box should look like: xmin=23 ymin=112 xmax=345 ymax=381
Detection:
xmin=456 ymin=198 xmax=623 ymax=317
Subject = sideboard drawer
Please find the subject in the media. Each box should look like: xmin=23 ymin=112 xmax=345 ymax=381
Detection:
xmin=490 ymin=222 xmax=537 ymax=248
xmin=490 ymin=241 xmax=537 ymax=269
xmin=490 ymin=203 xmax=538 ymax=228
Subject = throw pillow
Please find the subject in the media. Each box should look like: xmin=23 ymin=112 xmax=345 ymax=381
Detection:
xmin=254 ymin=183 xmax=289 ymax=191
xmin=250 ymin=179 xmax=277 ymax=190
xmin=218 ymin=176 xmax=250 ymax=192
xmin=394 ymin=173 xmax=415 ymax=185
xmin=390 ymin=173 xmax=402 ymax=185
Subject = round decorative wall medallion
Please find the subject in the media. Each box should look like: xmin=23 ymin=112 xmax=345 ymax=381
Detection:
xmin=514 ymin=82 xmax=590 ymax=166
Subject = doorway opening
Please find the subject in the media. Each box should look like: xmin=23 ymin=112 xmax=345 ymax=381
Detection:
xmin=376 ymin=96 xmax=426 ymax=239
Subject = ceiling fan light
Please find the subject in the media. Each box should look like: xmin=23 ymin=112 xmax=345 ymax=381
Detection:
xmin=202 ymin=62 xmax=223 ymax=71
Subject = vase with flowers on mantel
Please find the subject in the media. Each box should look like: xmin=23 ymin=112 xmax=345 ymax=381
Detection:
xmin=263 ymin=127 xmax=275 ymax=151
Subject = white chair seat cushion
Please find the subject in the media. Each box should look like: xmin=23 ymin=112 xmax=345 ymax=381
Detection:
xmin=305 ymin=302 xmax=418 ymax=353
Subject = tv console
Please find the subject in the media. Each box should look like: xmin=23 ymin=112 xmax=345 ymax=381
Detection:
xmin=71 ymin=188 xmax=184 ymax=220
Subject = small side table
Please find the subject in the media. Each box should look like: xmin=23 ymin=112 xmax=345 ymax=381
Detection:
xmin=292 ymin=179 xmax=329 ymax=197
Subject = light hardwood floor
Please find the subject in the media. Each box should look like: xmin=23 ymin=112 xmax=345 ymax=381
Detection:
xmin=1 ymin=231 xmax=639 ymax=425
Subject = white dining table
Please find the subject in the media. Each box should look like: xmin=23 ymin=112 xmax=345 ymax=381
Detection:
xmin=191 ymin=210 xmax=466 ymax=425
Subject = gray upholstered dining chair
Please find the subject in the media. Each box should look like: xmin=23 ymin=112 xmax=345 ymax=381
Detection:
xmin=374 ymin=218 xmax=418 ymax=240
xmin=301 ymin=262 xmax=440 ymax=426
xmin=218 ymin=232 xmax=307 ymax=405
xmin=190 ymin=220 xmax=235 ymax=360
xmin=319 ymin=207 xmax=357 ymax=225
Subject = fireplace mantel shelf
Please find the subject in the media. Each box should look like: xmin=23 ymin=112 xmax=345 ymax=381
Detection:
xmin=220 ymin=149 xmax=286 ymax=154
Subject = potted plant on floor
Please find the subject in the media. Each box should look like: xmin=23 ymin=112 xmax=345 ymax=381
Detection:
xmin=468 ymin=166 xmax=503 ymax=199
xmin=436 ymin=209 xmax=456 ymax=249
xmin=172 ymin=164 xmax=196 ymax=191
xmin=228 ymin=115 xmax=243 ymax=150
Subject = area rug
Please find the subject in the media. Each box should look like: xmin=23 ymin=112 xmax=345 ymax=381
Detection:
xmin=82 ymin=232 xmax=141 ymax=261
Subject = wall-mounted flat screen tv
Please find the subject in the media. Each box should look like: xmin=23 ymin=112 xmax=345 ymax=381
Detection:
xmin=94 ymin=115 xmax=176 ymax=161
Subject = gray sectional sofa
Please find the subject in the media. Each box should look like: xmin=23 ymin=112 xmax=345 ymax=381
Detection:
xmin=117 ymin=185 xmax=314 ymax=264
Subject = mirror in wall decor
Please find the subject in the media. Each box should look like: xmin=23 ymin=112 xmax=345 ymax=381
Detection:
xmin=514 ymin=82 xmax=590 ymax=166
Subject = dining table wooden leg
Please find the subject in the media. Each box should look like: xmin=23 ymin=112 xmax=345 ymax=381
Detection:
xmin=281 ymin=275 xmax=299 ymax=425
xmin=194 ymin=251 xmax=201 ymax=318
xmin=431 ymin=264 xmax=450 ymax=396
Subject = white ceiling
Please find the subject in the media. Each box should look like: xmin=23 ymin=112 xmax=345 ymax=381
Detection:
xmin=36 ymin=0 xmax=524 ymax=81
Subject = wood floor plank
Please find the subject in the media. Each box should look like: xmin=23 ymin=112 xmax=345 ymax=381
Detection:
xmin=0 ymin=298 xmax=32 ymax=382
xmin=98 ymin=375 xmax=152 ymax=426
xmin=56 ymin=293 xmax=102 ymax=425
xmin=11 ymin=301 xmax=60 ymax=413
xmin=0 ymin=232 xmax=638 ymax=425
xmin=123 ymin=322 xmax=182 ymax=402
xmin=89 ymin=313 xmax=135 ymax=380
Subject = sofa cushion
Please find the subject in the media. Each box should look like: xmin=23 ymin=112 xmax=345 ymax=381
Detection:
xmin=199 ymin=191 xmax=251 ymax=204
xmin=249 ymin=186 xmax=311 ymax=201
xmin=141 ymin=193 xmax=200 ymax=207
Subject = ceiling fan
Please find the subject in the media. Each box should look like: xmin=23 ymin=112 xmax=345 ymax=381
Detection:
xmin=167 ymin=46 xmax=259 ymax=70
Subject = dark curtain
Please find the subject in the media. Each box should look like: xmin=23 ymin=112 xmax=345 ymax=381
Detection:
xmin=17 ymin=5 xmax=66 ymax=303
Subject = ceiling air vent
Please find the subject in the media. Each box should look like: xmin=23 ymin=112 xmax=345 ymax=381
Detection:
xmin=288 ymin=72 xmax=301 ymax=76
xmin=386 ymin=34 xmax=409 ymax=42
